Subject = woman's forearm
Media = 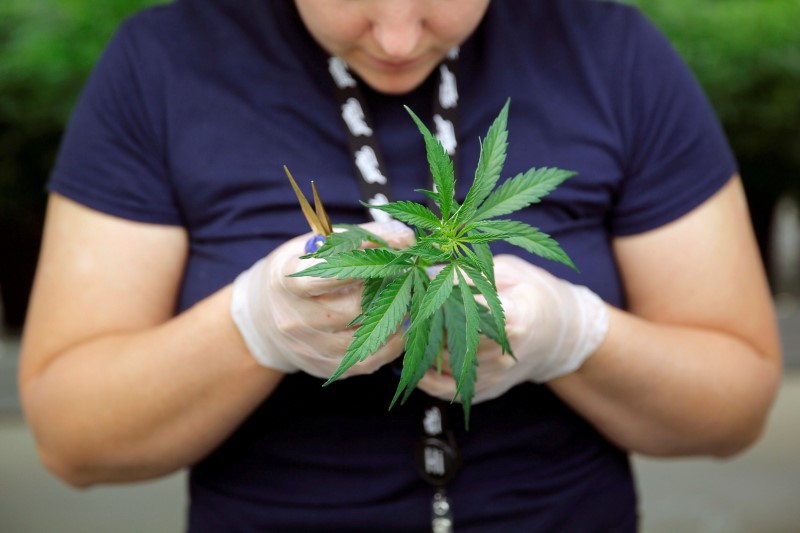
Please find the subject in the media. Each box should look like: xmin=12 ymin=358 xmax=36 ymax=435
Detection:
xmin=20 ymin=285 xmax=283 ymax=487
xmin=549 ymin=305 xmax=781 ymax=458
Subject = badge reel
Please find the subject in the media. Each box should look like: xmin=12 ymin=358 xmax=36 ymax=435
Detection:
xmin=415 ymin=402 xmax=462 ymax=533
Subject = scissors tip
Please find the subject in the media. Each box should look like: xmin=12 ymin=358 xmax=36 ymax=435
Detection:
xmin=311 ymin=181 xmax=333 ymax=235
xmin=284 ymin=166 xmax=331 ymax=236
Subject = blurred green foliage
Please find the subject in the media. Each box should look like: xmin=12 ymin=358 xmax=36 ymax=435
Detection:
xmin=0 ymin=0 xmax=162 ymax=328
xmin=627 ymin=0 xmax=800 ymax=276
xmin=0 ymin=0 xmax=797 ymax=285
xmin=1 ymin=0 xmax=798 ymax=217
xmin=0 ymin=0 xmax=165 ymax=124
xmin=628 ymin=0 xmax=800 ymax=200
xmin=0 ymin=0 xmax=164 ymax=224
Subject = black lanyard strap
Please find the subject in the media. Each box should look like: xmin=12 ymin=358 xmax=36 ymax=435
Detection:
xmin=327 ymin=50 xmax=460 ymax=217
xmin=328 ymin=52 xmax=464 ymax=531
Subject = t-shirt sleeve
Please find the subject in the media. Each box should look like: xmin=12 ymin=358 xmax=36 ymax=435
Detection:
xmin=48 ymin=18 xmax=181 ymax=225
xmin=609 ymin=10 xmax=737 ymax=236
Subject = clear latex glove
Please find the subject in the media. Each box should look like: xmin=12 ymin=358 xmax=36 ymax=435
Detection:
xmin=231 ymin=220 xmax=415 ymax=379
xmin=417 ymin=254 xmax=609 ymax=403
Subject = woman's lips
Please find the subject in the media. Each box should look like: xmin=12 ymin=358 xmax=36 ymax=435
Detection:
xmin=369 ymin=56 xmax=423 ymax=72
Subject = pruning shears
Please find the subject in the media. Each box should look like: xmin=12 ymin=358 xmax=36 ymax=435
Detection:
xmin=283 ymin=165 xmax=333 ymax=253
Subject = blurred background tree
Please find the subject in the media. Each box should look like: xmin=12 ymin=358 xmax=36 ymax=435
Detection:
xmin=628 ymin=0 xmax=800 ymax=286
xmin=1 ymin=0 xmax=798 ymax=331
xmin=0 ymin=0 xmax=164 ymax=331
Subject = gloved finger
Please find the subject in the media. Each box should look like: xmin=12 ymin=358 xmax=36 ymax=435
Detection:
xmin=496 ymin=288 xmax=525 ymax=332
xmin=492 ymin=258 xmax=555 ymax=333
xmin=475 ymin=350 xmax=517 ymax=378
xmin=431 ymin=347 xmax=501 ymax=377
xmin=271 ymin=299 xmax=361 ymax=339
xmin=492 ymin=254 xmax=539 ymax=288
xmin=290 ymin=331 xmax=359 ymax=377
xmin=496 ymin=279 xmax=555 ymax=341
xmin=358 ymin=220 xmax=416 ymax=250
xmin=493 ymin=254 xmax=563 ymax=292
xmin=419 ymin=363 xmax=518 ymax=405
xmin=475 ymin=337 xmax=507 ymax=360
xmin=296 ymin=330 xmax=406 ymax=381
xmin=433 ymin=338 xmax=505 ymax=376
xmin=338 ymin=330 xmax=407 ymax=378
xmin=300 ymin=284 xmax=364 ymax=331
xmin=280 ymin=248 xmax=365 ymax=298
xmin=416 ymin=369 xmax=459 ymax=402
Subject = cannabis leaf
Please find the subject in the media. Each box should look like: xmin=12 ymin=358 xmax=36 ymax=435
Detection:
xmin=293 ymin=248 xmax=412 ymax=279
xmin=291 ymin=98 xmax=577 ymax=426
xmin=326 ymin=270 xmax=414 ymax=384
xmin=302 ymin=224 xmax=389 ymax=259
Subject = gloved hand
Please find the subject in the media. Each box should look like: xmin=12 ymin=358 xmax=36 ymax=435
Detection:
xmin=417 ymin=254 xmax=609 ymax=403
xmin=231 ymin=220 xmax=415 ymax=379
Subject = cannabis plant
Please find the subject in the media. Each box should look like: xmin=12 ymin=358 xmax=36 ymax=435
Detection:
xmin=291 ymin=100 xmax=576 ymax=425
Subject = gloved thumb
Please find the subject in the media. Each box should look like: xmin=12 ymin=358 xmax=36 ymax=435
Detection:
xmin=358 ymin=220 xmax=415 ymax=250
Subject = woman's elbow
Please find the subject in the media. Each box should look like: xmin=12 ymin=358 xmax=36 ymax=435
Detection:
xmin=709 ymin=417 xmax=768 ymax=459
xmin=37 ymin=445 xmax=98 ymax=489
xmin=709 ymin=357 xmax=782 ymax=459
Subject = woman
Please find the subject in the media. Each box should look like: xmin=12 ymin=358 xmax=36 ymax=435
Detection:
xmin=20 ymin=0 xmax=780 ymax=530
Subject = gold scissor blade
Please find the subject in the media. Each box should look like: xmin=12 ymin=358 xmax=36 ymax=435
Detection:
xmin=311 ymin=181 xmax=333 ymax=236
xmin=284 ymin=165 xmax=325 ymax=235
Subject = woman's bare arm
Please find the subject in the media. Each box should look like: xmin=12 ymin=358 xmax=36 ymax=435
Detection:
xmin=19 ymin=195 xmax=283 ymax=487
xmin=549 ymin=176 xmax=782 ymax=457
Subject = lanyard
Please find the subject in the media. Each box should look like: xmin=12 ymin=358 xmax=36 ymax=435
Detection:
xmin=327 ymin=49 xmax=460 ymax=216
xmin=328 ymin=52 xmax=462 ymax=533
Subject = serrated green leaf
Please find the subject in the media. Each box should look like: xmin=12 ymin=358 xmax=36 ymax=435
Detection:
xmin=304 ymin=102 xmax=578 ymax=429
xmin=407 ymin=233 xmax=452 ymax=256
xmin=390 ymin=268 xmax=432 ymax=409
xmin=362 ymin=276 xmax=390 ymax=311
xmin=444 ymin=271 xmax=480 ymax=428
xmin=457 ymin=99 xmax=509 ymax=225
xmin=476 ymin=302 xmax=501 ymax=345
xmin=333 ymin=224 xmax=390 ymax=245
xmin=404 ymin=241 xmax=452 ymax=264
xmin=414 ymin=188 xmax=441 ymax=207
xmin=325 ymin=270 xmax=414 ymax=384
xmin=472 ymin=167 xmax=576 ymax=222
xmin=302 ymin=230 xmax=372 ymax=259
xmin=443 ymin=290 xmax=467 ymax=392
xmin=475 ymin=220 xmax=577 ymax=271
xmin=412 ymin=262 xmax=455 ymax=326
xmin=455 ymin=269 xmax=479 ymax=429
xmin=470 ymin=241 xmax=495 ymax=285
xmin=290 ymin=248 xmax=412 ymax=279
xmin=459 ymin=262 xmax=512 ymax=355
xmin=460 ymin=222 xmax=508 ymax=239
xmin=455 ymin=244 xmax=494 ymax=286
xmin=402 ymin=306 xmax=445 ymax=405
xmin=349 ymin=275 xmax=395 ymax=327
xmin=405 ymin=106 xmax=455 ymax=219
xmin=302 ymin=224 xmax=389 ymax=259
xmin=455 ymin=268 xmax=480 ymax=382
xmin=362 ymin=200 xmax=441 ymax=231
xmin=459 ymin=232 xmax=510 ymax=245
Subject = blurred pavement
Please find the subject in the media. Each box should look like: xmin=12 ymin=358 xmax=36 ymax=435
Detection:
xmin=1 ymin=303 xmax=798 ymax=532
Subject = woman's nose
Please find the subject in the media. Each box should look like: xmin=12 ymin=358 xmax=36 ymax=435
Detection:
xmin=371 ymin=4 xmax=424 ymax=58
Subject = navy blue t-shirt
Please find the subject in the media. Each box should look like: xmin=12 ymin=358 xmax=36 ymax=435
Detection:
xmin=49 ymin=0 xmax=736 ymax=530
